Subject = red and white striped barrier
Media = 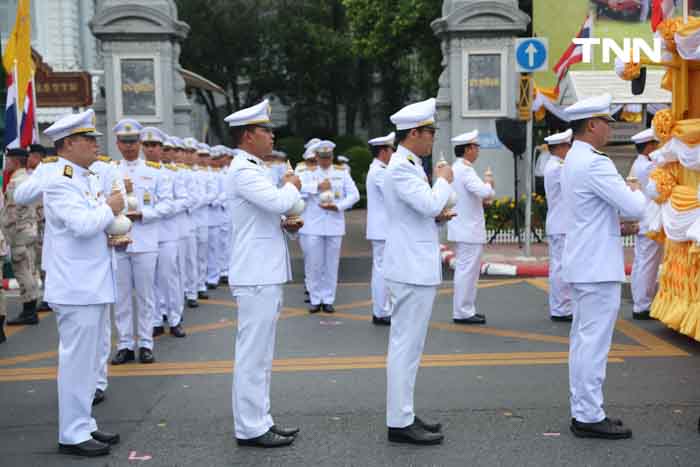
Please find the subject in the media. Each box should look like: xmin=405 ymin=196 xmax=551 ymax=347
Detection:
xmin=440 ymin=244 xmax=632 ymax=277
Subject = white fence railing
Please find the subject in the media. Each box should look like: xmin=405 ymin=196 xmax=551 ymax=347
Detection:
xmin=486 ymin=229 xmax=636 ymax=247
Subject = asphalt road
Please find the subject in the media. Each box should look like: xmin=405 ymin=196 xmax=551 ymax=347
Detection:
xmin=1 ymin=275 xmax=699 ymax=467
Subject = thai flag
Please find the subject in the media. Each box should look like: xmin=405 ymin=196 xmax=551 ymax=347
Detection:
xmin=553 ymin=15 xmax=593 ymax=90
xmin=19 ymin=79 xmax=36 ymax=147
xmin=652 ymin=0 xmax=676 ymax=32
xmin=3 ymin=73 xmax=19 ymax=149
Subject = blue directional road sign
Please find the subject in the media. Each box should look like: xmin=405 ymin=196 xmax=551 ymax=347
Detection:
xmin=515 ymin=38 xmax=548 ymax=73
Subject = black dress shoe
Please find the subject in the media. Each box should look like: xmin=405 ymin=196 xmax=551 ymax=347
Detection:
xmin=91 ymin=430 xmax=120 ymax=445
xmin=58 ymin=438 xmax=110 ymax=457
xmin=139 ymin=347 xmax=155 ymax=364
xmin=236 ymin=430 xmax=295 ymax=447
xmin=453 ymin=314 xmax=486 ymax=325
xmin=198 ymin=291 xmax=209 ymax=300
xmin=304 ymin=297 xmax=310 ymax=303
xmin=322 ymin=304 xmax=335 ymax=313
xmin=570 ymin=418 xmax=632 ymax=439
xmin=206 ymin=283 xmax=218 ymax=290
xmin=153 ymin=326 xmax=165 ymax=337
xmin=92 ymin=388 xmax=105 ymax=406
xmin=7 ymin=307 xmax=39 ymax=326
xmin=309 ymin=304 xmax=321 ymax=314
xmin=270 ymin=425 xmax=300 ymax=437
xmin=170 ymin=323 xmax=187 ymax=338
xmin=551 ymin=315 xmax=573 ymax=322
xmin=37 ymin=301 xmax=53 ymax=312
xmin=372 ymin=315 xmax=391 ymax=326
xmin=187 ymin=298 xmax=199 ymax=308
xmin=633 ymin=310 xmax=652 ymax=320
xmin=219 ymin=275 xmax=229 ymax=285
xmin=415 ymin=415 xmax=442 ymax=433
xmin=388 ymin=422 xmax=444 ymax=445
xmin=111 ymin=348 xmax=135 ymax=365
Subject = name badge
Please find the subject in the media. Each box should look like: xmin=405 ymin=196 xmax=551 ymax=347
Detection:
xmin=143 ymin=191 xmax=152 ymax=205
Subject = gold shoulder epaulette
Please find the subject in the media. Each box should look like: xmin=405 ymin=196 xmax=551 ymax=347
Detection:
xmin=97 ymin=155 xmax=111 ymax=163
xmin=166 ymin=163 xmax=178 ymax=171
xmin=42 ymin=156 xmax=58 ymax=163
xmin=146 ymin=161 xmax=161 ymax=169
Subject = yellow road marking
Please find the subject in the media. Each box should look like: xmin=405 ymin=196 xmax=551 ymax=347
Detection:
xmin=0 ymin=352 xmax=628 ymax=382
xmin=4 ymin=312 xmax=49 ymax=337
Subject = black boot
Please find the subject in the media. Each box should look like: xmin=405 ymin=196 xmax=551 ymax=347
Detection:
xmin=7 ymin=300 xmax=39 ymax=326
xmin=0 ymin=316 xmax=6 ymax=343
xmin=37 ymin=301 xmax=53 ymax=312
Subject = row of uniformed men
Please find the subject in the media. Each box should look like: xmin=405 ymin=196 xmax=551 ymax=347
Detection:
xmin=21 ymin=107 xmax=259 ymax=456
xmin=542 ymin=126 xmax=662 ymax=323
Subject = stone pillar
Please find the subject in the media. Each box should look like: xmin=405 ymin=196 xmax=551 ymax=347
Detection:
xmin=432 ymin=0 xmax=530 ymax=196
xmin=90 ymin=0 xmax=191 ymax=157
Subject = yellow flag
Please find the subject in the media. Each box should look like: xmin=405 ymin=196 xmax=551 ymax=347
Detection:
xmin=2 ymin=0 xmax=33 ymax=110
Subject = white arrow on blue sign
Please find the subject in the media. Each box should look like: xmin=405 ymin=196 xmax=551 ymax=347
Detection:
xmin=515 ymin=38 xmax=548 ymax=73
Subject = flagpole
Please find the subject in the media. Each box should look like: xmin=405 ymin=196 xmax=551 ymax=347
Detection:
xmin=13 ymin=59 xmax=21 ymax=147
xmin=31 ymin=70 xmax=38 ymax=144
xmin=683 ymin=0 xmax=689 ymax=23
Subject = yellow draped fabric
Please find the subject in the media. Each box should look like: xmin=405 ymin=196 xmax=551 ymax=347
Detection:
xmin=651 ymin=163 xmax=700 ymax=340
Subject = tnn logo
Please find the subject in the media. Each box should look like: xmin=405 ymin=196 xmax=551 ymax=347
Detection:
xmin=572 ymin=38 xmax=663 ymax=64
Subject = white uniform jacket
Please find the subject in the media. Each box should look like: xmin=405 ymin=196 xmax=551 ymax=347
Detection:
xmin=43 ymin=158 xmax=116 ymax=305
xmin=299 ymin=165 xmax=359 ymax=236
xmin=157 ymin=164 xmax=179 ymax=243
xmin=447 ymin=159 xmax=495 ymax=244
xmin=562 ymin=140 xmax=646 ymax=283
xmin=227 ymin=150 xmax=301 ymax=286
xmin=116 ymin=159 xmax=174 ymax=253
xmin=544 ymin=155 xmax=567 ymax=236
xmin=14 ymin=159 xmax=63 ymax=205
xmin=366 ymin=158 xmax=388 ymax=241
xmin=383 ymin=145 xmax=453 ymax=286
xmin=191 ymin=166 xmax=216 ymax=228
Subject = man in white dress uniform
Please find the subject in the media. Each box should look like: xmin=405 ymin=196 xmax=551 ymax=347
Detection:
xmin=298 ymin=140 xmax=359 ymax=313
xmin=383 ymin=98 xmax=455 ymax=445
xmin=628 ymin=128 xmax=662 ymax=320
xmin=447 ymin=130 xmax=494 ymax=325
xmin=543 ymin=129 xmax=574 ymax=322
xmin=562 ymin=94 xmax=646 ymax=439
xmin=224 ymin=99 xmax=304 ymax=447
xmin=43 ymin=109 xmax=124 ymax=457
xmin=365 ymin=131 xmax=395 ymax=325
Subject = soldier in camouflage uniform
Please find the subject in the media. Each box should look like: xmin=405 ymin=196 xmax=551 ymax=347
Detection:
xmin=4 ymin=148 xmax=40 ymax=326
xmin=27 ymin=144 xmax=52 ymax=312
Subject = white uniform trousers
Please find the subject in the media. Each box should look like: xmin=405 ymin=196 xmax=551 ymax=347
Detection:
xmin=568 ymin=281 xmax=620 ymax=423
xmin=298 ymin=234 xmax=312 ymax=291
xmin=206 ymin=225 xmax=221 ymax=285
xmin=547 ymin=235 xmax=572 ymax=317
xmin=385 ymin=280 xmax=436 ymax=428
xmin=631 ymin=235 xmax=662 ymax=313
xmin=452 ymin=243 xmax=483 ymax=319
xmin=177 ymin=237 xmax=188 ymax=309
xmin=115 ymin=251 xmax=158 ymax=350
xmin=52 ymin=303 xmax=107 ymax=444
xmin=231 ymin=284 xmax=283 ymax=439
xmin=219 ymin=226 xmax=231 ymax=280
xmin=370 ymin=240 xmax=391 ymax=318
xmin=96 ymin=305 xmax=112 ymax=392
xmin=305 ymin=234 xmax=342 ymax=305
xmin=196 ymin=226 xmax=209 ymax=292
xmin=184 ymin=234 xmax=198 ymax=300
xmin=155 ymin=241 xmax=181 ymax=327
